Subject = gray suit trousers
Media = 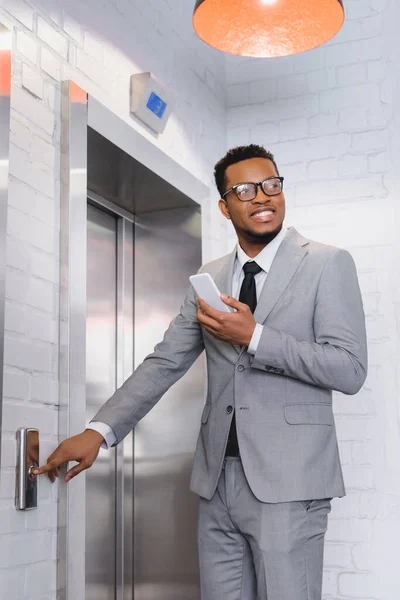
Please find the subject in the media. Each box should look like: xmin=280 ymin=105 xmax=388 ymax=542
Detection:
xmin=198 ymin=457 xmax=332 ymax=600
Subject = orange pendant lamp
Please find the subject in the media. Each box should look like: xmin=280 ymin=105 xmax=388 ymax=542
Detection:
xmin=193 ymin=0 xmax=344 ymax=58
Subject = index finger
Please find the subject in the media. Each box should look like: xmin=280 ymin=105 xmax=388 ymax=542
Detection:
xmin=32 ymin=456 xmax=65 ymax=476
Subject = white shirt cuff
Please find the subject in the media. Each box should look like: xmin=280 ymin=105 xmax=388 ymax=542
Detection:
xmin=87 ymin=422 xmax=117 ymax=449
xmin=248 ymin=323 xmax=263 ymax=354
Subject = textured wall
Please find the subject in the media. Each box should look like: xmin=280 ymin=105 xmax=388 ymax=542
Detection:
xmin=225 ymin=1 xmax=400 ymax=598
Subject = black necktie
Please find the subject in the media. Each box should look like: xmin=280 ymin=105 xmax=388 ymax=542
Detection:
xmin=239 ymin=261 xmax=263 ymax=313
xmin=225 ymin=261 xmax=263 ymax=457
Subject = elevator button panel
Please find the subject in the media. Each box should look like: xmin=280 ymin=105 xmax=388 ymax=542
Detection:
xmin=15 ymin=428 xmax=39 ymax=510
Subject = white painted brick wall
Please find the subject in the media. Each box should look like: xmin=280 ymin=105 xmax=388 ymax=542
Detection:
xmin=2 ymin=0 xmax=399 ymax=598
xmin=0 ymin=0 xmax=227 ymax=597
xmin=226 ymin=1 xmax=400 ymax=599
xmin=22 ymin=62 xmax=43 ymax=97
xmin=37 ymin=17 xmax=68 ymax=59
xmin=16 ymin=30 xmax=38 ymax=63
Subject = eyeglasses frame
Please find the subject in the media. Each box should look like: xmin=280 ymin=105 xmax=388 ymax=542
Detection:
xmin=222 ymin=176 xmax=285 ymax=201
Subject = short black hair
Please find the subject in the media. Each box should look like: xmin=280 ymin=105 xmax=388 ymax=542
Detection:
xmin=214 ymin=144 xmax=279 ymax=198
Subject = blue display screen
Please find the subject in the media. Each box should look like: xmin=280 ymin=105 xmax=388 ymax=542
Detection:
xmin=146 ymin=92 xmax=167 ymax=119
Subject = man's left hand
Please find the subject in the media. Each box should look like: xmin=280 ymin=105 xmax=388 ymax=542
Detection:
xmin=197 ymin=295 xmax=256 ymax=346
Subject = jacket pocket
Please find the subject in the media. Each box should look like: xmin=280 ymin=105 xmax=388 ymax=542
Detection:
xmin=284 ymin=403 xmax=333 ymax=426
xmin=201 ymin=403 xmax=211 ymax=424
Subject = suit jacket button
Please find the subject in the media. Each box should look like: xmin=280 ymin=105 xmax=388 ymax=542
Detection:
xmin=237 ymin=365 xmax=244 ymax=372
xmin=226 ymin=405 xmax=233 ymax=414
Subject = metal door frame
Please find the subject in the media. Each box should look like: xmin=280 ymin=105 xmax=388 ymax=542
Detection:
xmin=59 ymin=81 xmax=209 ymax=600
xmin=88 ymin=189 xmax=135 ymax=223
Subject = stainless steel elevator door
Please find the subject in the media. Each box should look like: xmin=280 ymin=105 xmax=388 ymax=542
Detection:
xmin=134 ymin=208 xmax=204 ymax=600
xmin=86 ymin=204 xmax=117 ymax=600
xmin=84 ymin=200 xmax=203 ymax=600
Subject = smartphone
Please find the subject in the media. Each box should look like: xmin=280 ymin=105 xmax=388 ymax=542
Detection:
xmin=189 ymin=273 xmax=232 ymax=313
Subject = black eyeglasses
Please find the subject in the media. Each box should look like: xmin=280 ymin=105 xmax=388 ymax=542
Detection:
xmin=222 ymin=176 xmax=284 ymax=202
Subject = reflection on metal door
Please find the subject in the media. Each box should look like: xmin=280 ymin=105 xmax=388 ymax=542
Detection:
xmin=86 ymin=204 xmax=118 ymax=600
xmin=86 ymin=200 xmax=134 ymax=600
xmin=85 ymin=201 xmax=203 ymax=600
xmin=86 ymin=203 xmax=134 ymax=600
xmin=134 ymin=208 xmax=203 ymax=600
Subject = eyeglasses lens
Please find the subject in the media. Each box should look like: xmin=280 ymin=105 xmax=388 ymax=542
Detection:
xmin=236 ymin=183 xmax=257 ymax=201
xmin=235 ymin=178 xmax=282 ymax=201
xmin=262 ymin=178 xmax=282 ymax=196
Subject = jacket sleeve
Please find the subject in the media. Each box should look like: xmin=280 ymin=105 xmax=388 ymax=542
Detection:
xmin=251 ymin=249 xmax=368 ymax=395
xmin=91 ymin=282 xmax=204 ymax=444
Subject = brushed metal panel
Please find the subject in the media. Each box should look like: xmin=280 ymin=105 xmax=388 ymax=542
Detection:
xmin=86 ymin=204 xmax=118 ymax=600
xmin=116 ymin=217 xmax=134 ymax=600
xmin=134 ymin=207 xmax=204 ymax=600
xmin=58 ymin=81 xmax=88 ymax=600
xmin=87 ymin=127 xmax=200 ymax=216
xmin=60 ymin=91 xmax=207 ymax=600
xmin=15 ymin=428 xmax=39 ymax=510
xmin=87 ymin=96 xmax=209 ymax=209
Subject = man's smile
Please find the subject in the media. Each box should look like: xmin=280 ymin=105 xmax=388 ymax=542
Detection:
xmin=250 ymin=207 xmax=276 ymax=222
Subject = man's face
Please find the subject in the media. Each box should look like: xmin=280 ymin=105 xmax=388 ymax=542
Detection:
xmin=218 ymin=158 xmax=285 ymax=244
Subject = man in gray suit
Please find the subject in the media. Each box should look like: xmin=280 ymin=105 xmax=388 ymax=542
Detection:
xmin=35 ymin=145 xmax=368 ymax=600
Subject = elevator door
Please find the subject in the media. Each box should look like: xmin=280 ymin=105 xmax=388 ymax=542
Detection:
xmin=85 ymin=200 xmax=203 ymax=600
xmin=86 ymin=204 xmax=118 ymax=600
xmin=133 ymin=209 xmax=203 ymax=600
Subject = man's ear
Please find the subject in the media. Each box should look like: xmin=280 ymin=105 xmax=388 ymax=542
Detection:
xmin=218 ymin=198 xmax=231 ymax=220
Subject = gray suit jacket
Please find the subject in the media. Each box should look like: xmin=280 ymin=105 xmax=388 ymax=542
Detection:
xmin=93 ymin=227 xmax=368 ymax=502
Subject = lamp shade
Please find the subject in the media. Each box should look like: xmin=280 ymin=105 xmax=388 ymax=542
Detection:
xmin=193 ymin=0 xmax=344 ymax=58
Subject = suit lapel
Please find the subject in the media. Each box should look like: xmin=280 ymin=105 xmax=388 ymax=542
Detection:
xmin=214 ymin=248 xmax=236 ymax=299
xmin=214 ymin=248 xmax=242 ymax=355
xmin=253 ymin=227 xmax=309 ymax=326
xmin=211 ymin=228 xmax=309 ymax=358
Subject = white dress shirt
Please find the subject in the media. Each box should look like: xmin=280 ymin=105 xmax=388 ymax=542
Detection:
xmin=234 ymin=226 xmax=287 ymax=353
xmin=89 ymin=227 xmax=288 ymax=448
